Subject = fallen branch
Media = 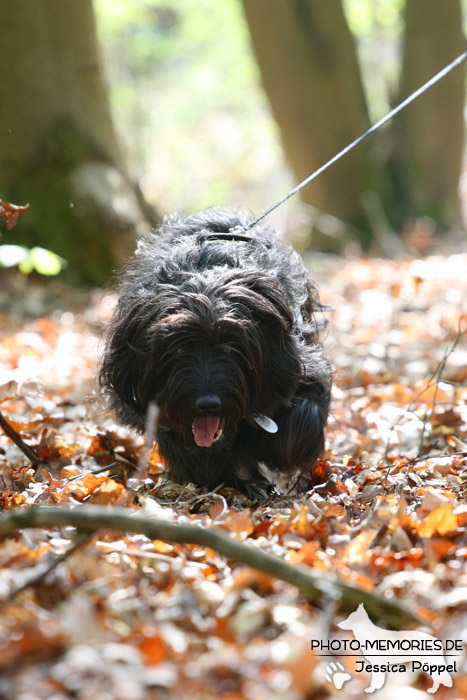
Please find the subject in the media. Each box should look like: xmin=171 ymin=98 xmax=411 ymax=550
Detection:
xmin=0 ymin=408 xmax=41 ymax=467
xmin=0 ymin=505 xmax=420 ymax=629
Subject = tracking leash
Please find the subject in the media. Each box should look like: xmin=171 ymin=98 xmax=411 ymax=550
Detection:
xmin=239 ymin=50 xmax=467 ymax=437
xmin=239 ymin=49 xmax=467 ymax=232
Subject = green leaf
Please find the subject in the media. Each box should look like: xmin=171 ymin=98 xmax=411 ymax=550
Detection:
xmin=0 ymin=244 xmax=67 ymax=276
xmin=30 ymin=247 xmax=67 ymax=276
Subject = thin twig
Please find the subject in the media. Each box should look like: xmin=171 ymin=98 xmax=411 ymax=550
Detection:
xmin=384 ymin=321 xmax=466 ymax=465
xmin=137 ymin=401 xmax=159 ymax=479
xmin=0 ymin=504 xmax=420 ymax=628
xmin=67 ymin=462 xmax=121 ymax=482
xmin=380 ymin=450 xmax=467 ymax=472
xmin=417 ymin=323 xmax=465 ymax=456
xmin=0 ymin=408 xmax=41 ymax=467
xmin=183 ymin=482 xmax=226 ymax=507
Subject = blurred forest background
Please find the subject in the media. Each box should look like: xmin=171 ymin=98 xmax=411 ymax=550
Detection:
xmin=0 ymin=0 xmax=466 ymax=284
xmin=2 ymin=5 xmax=467 ymax=697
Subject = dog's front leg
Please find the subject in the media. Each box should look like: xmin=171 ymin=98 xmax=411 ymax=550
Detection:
xmin=229 ymin=470 xmax=272 ymax=500
xmin=249 ymin=382 xmax=329 ymax=477
xmin=156 ymin=427 xmax=210 ymax=487
xmin=157 ymin=427 xmax=271 ymax=497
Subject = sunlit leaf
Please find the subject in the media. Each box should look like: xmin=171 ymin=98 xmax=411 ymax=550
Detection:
xmin=30 ymin=247 xmax=67 ymax=276
xmin=0 ymin=244 xmax=66 ymax=275
xmin=418 ymin=504 xmax=458 ymax=538
xmin=0 ymin=244 xmax=29 ymax=267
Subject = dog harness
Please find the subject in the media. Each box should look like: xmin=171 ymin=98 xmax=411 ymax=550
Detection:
xmin=197 ymin=230 xmax=253 ymax=244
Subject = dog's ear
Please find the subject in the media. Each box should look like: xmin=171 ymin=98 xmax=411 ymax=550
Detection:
xmin=221 ymin=270 xmax=294 ymax=328
xmin=222 ymin=271 xmax=301 ymax=409
xmin=229 ymin=271 xmax=295 ymax=328
xmin=99 ymin=295 xmax=159 ymax=430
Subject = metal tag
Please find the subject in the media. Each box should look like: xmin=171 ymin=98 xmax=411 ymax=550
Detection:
xmin=253 ymin=414 xmax=278 ymax=433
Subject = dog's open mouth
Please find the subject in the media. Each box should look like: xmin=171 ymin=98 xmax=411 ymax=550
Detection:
xmin=192 ymin=416 xmax=224 ymax=447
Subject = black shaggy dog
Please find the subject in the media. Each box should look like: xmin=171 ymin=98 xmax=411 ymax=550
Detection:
xmin=100 ymin=209 xmax=332 ymax=497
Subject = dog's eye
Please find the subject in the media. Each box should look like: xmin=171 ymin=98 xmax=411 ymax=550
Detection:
xmin=223 ymin=347 xmax=232 ymax=354
xmin=175 ymin=348 xmax=185 ymax=357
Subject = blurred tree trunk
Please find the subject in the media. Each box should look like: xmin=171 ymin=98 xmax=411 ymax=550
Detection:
xmin=241 ymin=0 xmax=373 ymax=246
xmin=0 ymin=0 xmax=157 ymax=285
xmin=400 ymin=0 xmax=465 ymax=228
xmin=242 ymin=0 xmax=465 ymax=247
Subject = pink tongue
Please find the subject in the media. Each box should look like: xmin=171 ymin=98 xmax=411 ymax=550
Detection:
xmin=192 ymin=416 xmax=221 ymax=447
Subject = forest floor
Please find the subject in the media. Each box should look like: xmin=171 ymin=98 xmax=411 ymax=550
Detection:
xmin=0 ymin=242 xmax=466 ymax=699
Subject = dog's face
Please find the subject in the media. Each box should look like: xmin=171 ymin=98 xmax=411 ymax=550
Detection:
xmin=102 ymin=269 xmax=301 ymax=449
xmin=149 ymin=310 xmax=253 ymax=452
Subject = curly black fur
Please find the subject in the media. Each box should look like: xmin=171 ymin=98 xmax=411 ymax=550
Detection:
xmin=100 ymin=209 xmax=332 ymax=496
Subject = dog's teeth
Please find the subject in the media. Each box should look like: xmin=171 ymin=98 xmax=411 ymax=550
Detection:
xmin=253 ymin=414 xmax=278 ymax=433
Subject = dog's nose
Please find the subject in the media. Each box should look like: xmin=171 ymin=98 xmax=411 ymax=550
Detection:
xmin=195 ymin=395 xmax=221 ymax=413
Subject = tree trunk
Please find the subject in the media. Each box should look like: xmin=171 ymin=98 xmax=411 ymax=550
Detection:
xmin=0 ymin=0 xmax=157 ymax=285
xmin=398 ymin=0 xmax=464 ymax=229
xmin=241 ymin=0 xmax=373 ymax=246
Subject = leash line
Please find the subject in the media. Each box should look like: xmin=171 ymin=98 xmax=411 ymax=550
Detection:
xmin=244 ymin=49 xmax=467 ymax=232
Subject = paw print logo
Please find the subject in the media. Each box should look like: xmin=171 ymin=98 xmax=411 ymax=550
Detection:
xmin=325 ymin=661 xmax=352 ymax=690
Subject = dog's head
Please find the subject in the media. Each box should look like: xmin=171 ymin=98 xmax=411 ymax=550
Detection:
xmin=100 ymin=268 xmax=301 ymax=451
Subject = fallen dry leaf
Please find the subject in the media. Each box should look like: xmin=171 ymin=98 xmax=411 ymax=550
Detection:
xmin=0 ymin=249 xmax=466 ymax=698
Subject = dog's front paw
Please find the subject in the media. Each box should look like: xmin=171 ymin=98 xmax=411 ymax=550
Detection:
xmin=229 ymin=473 xmax=272 ymax=500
